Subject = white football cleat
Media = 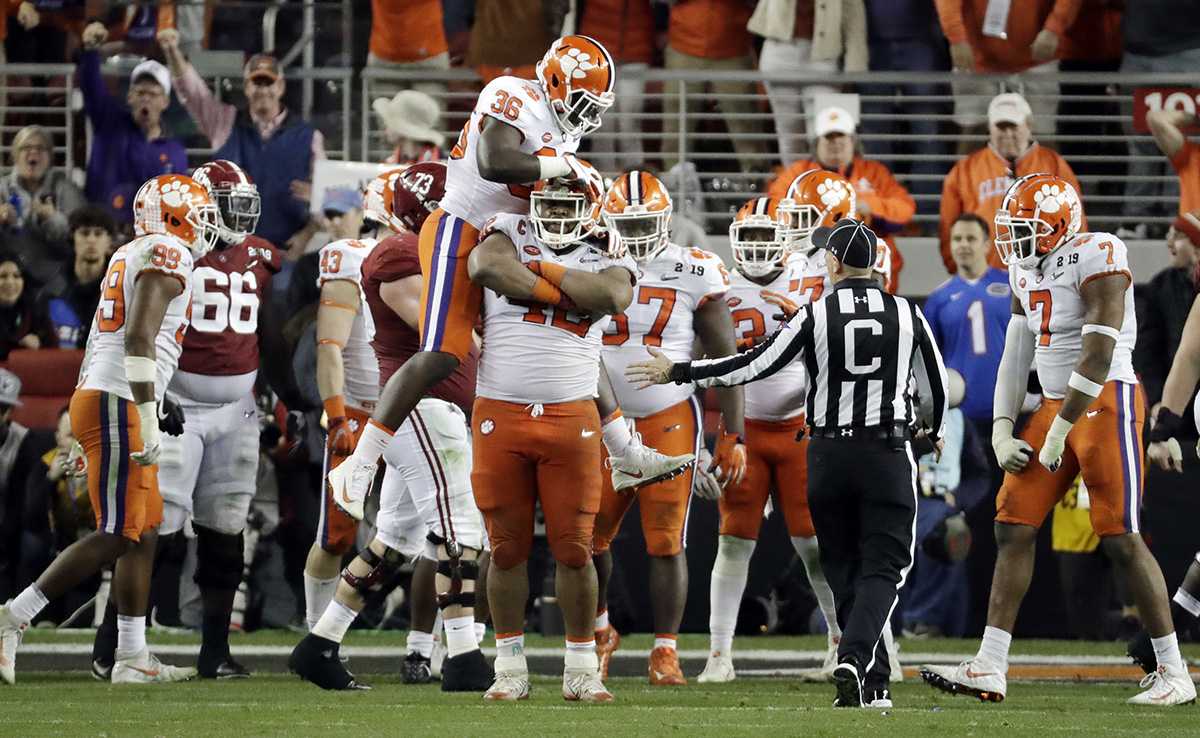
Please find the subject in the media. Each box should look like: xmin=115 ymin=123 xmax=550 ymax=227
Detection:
xmin=563 ymin=667 xmax=614 ymax=703
xmin=864 ymin=688 xmax=893 ymax=708
xmin=697 ymin=653 xmax=736 ymax=683
xmin=483 ymin=668 xmax=531 ymax=701
xmin=1128 ymin=665 xmax=1197 ymax=706
xmin=111 ymin=649 xmax=197 ymax=684
xmin=608 ymin=428 xmax=694 ymax=493
xmin=919 ymin=660 xmax=1006 ymax=702
xmin=883 ymin=625 xmax=903 ymax=682
xmin=327 ymin=459 xmax=376 ymax=521
xmin=0 ymin=603 xmax=27 ymax=685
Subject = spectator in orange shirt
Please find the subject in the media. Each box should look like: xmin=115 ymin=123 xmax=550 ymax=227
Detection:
xmin=938 ymin=92 xmax=1082 ymax=273
xmin=765 ymin=106 xmax=915 ymax=291
xmin=367 ymin=0 xmax=450 ymax=99
xmin=1145 ymin=109 xmax=1200 ymax=219
xmin=467 ymin=0 xmax=565 ymax=83
xmin=936 ymin=0 xmax=1081 ymax=145
xmin=661 ymin=0 xmax=766 ymax=174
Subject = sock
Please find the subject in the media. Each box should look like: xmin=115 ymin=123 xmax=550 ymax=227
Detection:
xmin=311 ymin=600 xmax=358 ymax=644
xmin=114 ymin=615 xmax=147 ymax=661
xmin=601 ymin=413 xmax=633 ymax=457
xmin=444 ymin=615 xmax=477 ymax=658
xmin=594 ymin=609 xmax=609 ymax=633
xmin=9 ymin=584 xmax=49 ymax=624
xmin=407 ymin=630 xmax=434 ymax=658
xmin=92 ymin=601 xmax=118 ymax=664
xmin=1174 ymin=588 xmax=1200 ymax=619
xmin=474 ymin=621 xmax=486 ymax=644
xmin=565 ymin=637 xmax=599 ymax=670
xmin=710 ymin=535 xmax=754 ymax=656
xmin=976 ymin=626 xmax=1012 ymax=671
xmin=792 ymin=535 xmax=841 ymax=639
xmin=1152 ymin=632 xmax=1185 ymax=671
xmin=654 ymin=634 xmax=677 ymax=651
xmin=350 ymin=420 xmax=395 ymax=467
xmin=303 ymin=573 xmax=339 ymax=632
xmin=495 ymin=631 xmax=527 ymax=672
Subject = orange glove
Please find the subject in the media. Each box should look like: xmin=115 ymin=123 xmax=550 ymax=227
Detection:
xmin=710 ymin=429 xmax=747 ymax=488
xmin=760 ymin=289 xmax=799 ymax=320
xmin=324 ymin=396 xmax=355 ymax=456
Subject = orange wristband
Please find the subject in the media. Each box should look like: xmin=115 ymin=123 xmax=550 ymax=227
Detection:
xmin=531 ymin=277 xmax=566 ymax=307
xmin=323 ymin=395 xmax=346 ymax=420
xmin=530 ymin=260 xmax=568 ymax=287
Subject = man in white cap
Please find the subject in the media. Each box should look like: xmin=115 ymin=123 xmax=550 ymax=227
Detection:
xmin=372 ymin=90 xmax=445 ymax=165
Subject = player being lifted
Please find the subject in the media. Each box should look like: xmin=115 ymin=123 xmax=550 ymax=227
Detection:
xmin=591 ymin=170 xmax=743 ymax=685
xmin=468 ymin=163 xmax=634 ymax=702
xmin=1 ymin=175 xmax=219 ymax=684
xmin=325 ymin=35 xmax=690 ymax=517
xmin=921 ymin=173 xmax=1196 ymax=706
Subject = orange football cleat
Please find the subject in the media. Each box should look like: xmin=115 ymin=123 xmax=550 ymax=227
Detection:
xmin=596 ymin=625 xmax=620 ymax=680
xmin=648 ymin=646 xmax=687 ymax=686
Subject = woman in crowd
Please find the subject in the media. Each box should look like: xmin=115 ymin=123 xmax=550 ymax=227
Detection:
xmin=0 ymin=256 xmax=57 ymax=358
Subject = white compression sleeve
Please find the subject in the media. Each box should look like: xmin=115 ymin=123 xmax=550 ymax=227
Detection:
xmin=993 ymin=316 xmax=1036 ymax=427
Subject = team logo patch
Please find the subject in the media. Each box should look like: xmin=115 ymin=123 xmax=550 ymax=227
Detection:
xmin=480 ymin=419 xmax=495 ymax=435
xmin=987 ymin=283 xmax=1010 ymax=297
xmin=726 ymin=296 xmax=742 ymax=307
xmin=542 ymin=132 xmax=553 ymax=143
xmin=523 ymin=245 xmax=541 ymax=256
xmin=1018 ymin=277 xmax=1027 ymax=289
xmin=347 ymin=418 xmax=360 ymax=434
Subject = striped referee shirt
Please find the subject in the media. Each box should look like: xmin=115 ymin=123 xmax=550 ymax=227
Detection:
xmin=670 ymin=278 xmax=950 ymax=438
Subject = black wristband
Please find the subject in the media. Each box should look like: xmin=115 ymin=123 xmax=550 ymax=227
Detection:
xmin=1148 ymin=408 xmax=1183 ymax=443
xmin=668 ymin=362 xmax=690 ymax=385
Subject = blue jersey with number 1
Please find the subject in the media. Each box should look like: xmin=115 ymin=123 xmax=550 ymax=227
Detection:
xmin=922 ymin=267 xmax=1012 ymax=421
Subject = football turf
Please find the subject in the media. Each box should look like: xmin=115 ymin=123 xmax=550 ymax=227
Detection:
xmin=1 ymin=673 xmax=1195 ymax=737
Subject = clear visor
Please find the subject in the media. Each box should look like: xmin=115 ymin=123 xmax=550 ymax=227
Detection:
xmin=777 ymin=200 xmax=823 ymax=253
xmin=530 ymin=189 xmax=590 ymax=248
xmin=993 ymin=212 xmax=1049 ymax=267
xmin=605 ymin=209 xmax=670 ymax=262
xmin=187 ymin=203 xmax=223 ymax=256
xmin=730 ymin=221 xmax=785 ymax=277
xmin=557 ymin=89 xmax=613 ymax=137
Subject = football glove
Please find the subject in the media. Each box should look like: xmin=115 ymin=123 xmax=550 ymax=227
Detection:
xmin=759 ymin=289 xmax=799 ymax=321
xmin=327 ymin=414 xmax=355 ymax=457
xmin=158 ymin=395 xmax=186 ymax=436
xmin=693 ymin=448 xmax=723 ymax=500
xmin=710 ymin=429 xmax=747 ymax=488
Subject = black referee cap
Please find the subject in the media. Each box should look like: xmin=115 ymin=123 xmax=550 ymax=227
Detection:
xmin=812 ymin=218 xmax=876 ymax=269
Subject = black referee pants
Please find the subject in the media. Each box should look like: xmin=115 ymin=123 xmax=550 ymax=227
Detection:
xmin=807 ymin=437 xmax=917 ymax=688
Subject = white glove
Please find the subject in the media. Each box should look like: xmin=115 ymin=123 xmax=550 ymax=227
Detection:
xmin=1147 ymin=438 xmax=1184 ymax=473
xmin=130 ymin=401 xmax=162 ymax=466
xmin=693 ymin=448 xmax=723 ymax=500
xmin=1038 ymin=415 xmax=1073 ymax=472
xmin=991 ymin=420 xmax=1033 ymax=474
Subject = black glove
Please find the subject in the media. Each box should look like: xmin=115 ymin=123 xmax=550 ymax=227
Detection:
xmin=158 ymin=395 xmax=186 ymax=436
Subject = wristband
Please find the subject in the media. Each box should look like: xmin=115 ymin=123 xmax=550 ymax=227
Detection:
xmin=668 ymin=362 xmax=690 ymax=385
xmin=1046 ymin=414 xmax=1074 ymax=444
xmin=530 ymin=260 xmax=568 ymax=287
xmin=531 ymin=277 xmax=566 ymax=307
xmin=1081 ymin=324 xmax=1121 ymax=341
xmin=323 ymin=395 xmax=346 ymax=421
xmin=1068 ymin=371 xmax=1104 ymax=398
xmin=124 ymin=356 xmax=156 ymax=384
xmin=991 ymin=417 xmax=1015 ymax=447
xmin=1148 ymin=408 xmax=1184 ymax=443
xmin=538 ymin=156 xmax=572 ymax=181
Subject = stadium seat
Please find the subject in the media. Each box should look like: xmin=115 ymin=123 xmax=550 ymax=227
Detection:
xmin=2 ymin=349 xmax=85 ymax=430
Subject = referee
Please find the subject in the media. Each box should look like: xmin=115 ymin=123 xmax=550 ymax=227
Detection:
xmin=626 ymin=218 xmax=949 ymax=707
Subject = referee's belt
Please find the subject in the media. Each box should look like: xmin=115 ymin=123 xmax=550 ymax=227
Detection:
xmin=809 ymin=424 xmax=910 ymax=442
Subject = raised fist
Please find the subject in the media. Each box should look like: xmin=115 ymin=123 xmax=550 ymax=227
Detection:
xmin=82 ymin=22 xmax=108 ymax=51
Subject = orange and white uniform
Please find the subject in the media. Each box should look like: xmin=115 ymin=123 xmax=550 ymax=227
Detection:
xmin=471 ymin=213 xmax=636 ymax=570
xmin=73 ymin=234 xmax=194 ymax=541
xmin=594 ymin=243 xmax=729 ymax=556
xmin=314 ymin=237 xmax=381 ymax=554
xmin=1001 ymin=232 xmax=1143 ymax=536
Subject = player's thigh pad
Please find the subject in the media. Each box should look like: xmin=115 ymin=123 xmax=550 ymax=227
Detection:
xmin=1070 ymin=381 xmax=1146 ymax=537
xmin=191 ymin=395 xmax=260 ymax=534
xmin=418 ymin=209 xmax=482 ymax=362
xmin=995 ymin=400 xmax=1080 ymax=529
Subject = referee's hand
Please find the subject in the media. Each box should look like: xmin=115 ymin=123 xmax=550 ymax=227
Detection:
xmin=625 ymin=347 xmax=674 ymax=389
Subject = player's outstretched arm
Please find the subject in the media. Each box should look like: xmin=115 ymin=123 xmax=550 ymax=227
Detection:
xmin=125 ymin=270 xmax=183 ymax=465
xmin=476 ymin=118 xmax=576 ymax=184
xmin=1147 ymin=109 xmax=1194 ymax=160
xmin=1148 ymin=294 xmax=1200 ymax=471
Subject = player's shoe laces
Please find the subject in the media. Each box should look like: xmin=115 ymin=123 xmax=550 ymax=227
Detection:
xmin=832 ymin=662 xmax=863 ymax=707
xmin=563 ymin=667 xmax=614 ymax=703
xmin=289 ymin=633 xmax=370 ymax=690
xmin=442 ymin=649 xmax=493 ymax=692
xmin=401 ymin=651 xmax=433 ymax=684
xmin=111 ymin=649 xmax=197 ymax=684
xmin=864 ymin=687 xmax=893 ymax=708
xmin=327 ymin=459 xmax=376 ymax=521
xmin=607 ymin=432 xmax=694 ymax=493
xmin=483 ymin=668 xmax=531 ymax=701
xmin=596 ymin=625 xmax=620 ymax=680
xmin=697 ymin=652 xmax=736 ymax=683
xmin=919 ymin=660 xmax=1006 ymax=702
xmin=648 ymin=646 xmax=687 ymax=686
xmin=0 ymin=603 xmax=27 ymax=685
xmin=1128 ymin=664 xmax=1197 ymax=706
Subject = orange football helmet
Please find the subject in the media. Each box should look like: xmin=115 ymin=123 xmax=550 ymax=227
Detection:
xmin=602 ymin=170 xmax=673 ymax=262
xmin=777 ymin=170 xmax=857 ymax=253
xmin=133 ymin=174 xmax=221 ymax=256
xmin=530 ymin=157 xmax=605 ymax=249
xmin=363 ymin=167 xmax=408 ymax=232
xmin=994 ymin=172 xmax=1083 ymax=268
xmin=535 ymin=35 xmax=615 ymax=139
xmin=730 ymin=197 xmax=786 ymax=278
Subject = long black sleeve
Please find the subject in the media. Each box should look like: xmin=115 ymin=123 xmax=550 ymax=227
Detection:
xmin=911 ymin=303 xmax=949 ymax=441
xmin=673 ymin=307 xmax=812 ymax=387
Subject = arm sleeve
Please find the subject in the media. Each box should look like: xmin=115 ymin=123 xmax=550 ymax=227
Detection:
xmin=934 ymin=0 xmax=968 ymax=44
xmin=912 ymin=304 xmax=949 ymax=439
xmin=994 ymin=315 xmax=1036 ymax=422
xmin=676 ymin=306 xmax=811 ymax=387
xmin=78 ymin=50 xmax=124 ymax=132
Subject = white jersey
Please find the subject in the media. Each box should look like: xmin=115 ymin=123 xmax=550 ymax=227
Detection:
xmin=317 ymin=238 xmax=381 ymax=410
xmin=476 ymin=214 xmax=636 ymax=404
xmin=79 ymin=234 xmax=194 ymax=402
xmin=440 ymin=76 xmax=582 ymax=229
xmin=601 ymin=243 xmax=729 ymax=417
xmin=1009 ymin=232 xmax=1138 ymax=399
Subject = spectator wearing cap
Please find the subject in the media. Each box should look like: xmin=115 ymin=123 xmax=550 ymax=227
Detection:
xmin=77 ymin=21 xmax=187 ymax=225
xmin=0 ymin=255 xmax=55 ymax=357
xmin=936 ymin=0 xmax=1081 ymax=143
xmin=36 ymin=205 xmax=116 ymax=349
xmin=765 ymin=106 xmax=915 ymax=291
xmin=578 ymin=0 xmax=656 ymax=172
xmin=938 ymin=92 xmax=1082 ymax=274
xmin=0 ymin=125 xmax=86 ymax=283
xmin=300 ymin=186 xmax=365 ymax=257
xmin=748 ymin=0 xmax=868 ymax=165
xmin=0 ymin=367 xmax=41 ymax=603
xmin=1138 ymin=107 xmax=1200 ymax=235
xmin=372 ymin=90 xmax=445 ymax=165
xmin=366 ymin=0 xmax=450 ymax=99
xmin=159 ymin=30 xmax=325 ymax=252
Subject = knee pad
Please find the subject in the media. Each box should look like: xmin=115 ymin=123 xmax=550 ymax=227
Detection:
xmin=714 ymin=535 xmax=755 ymax=577
xmin=154 ymin=530 xmax=189 ymax=569
xmin=341 ymin=545 xmax=406 ymax=596
xmin=549 ymin=538 xmax=591 ymax=569
xmin=489 ymin=538 xmax=531 ymax=571
xmin=435 ymin=540 xmax=481 ymax=610
xmin=193 ymin=524 xmax=244 ymax=591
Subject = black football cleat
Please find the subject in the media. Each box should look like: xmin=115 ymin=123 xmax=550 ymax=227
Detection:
xmin=831 ymin=662 xmax=863 ymax=708
xmin=91 ymin=658 xmax=113 ymax=682
xmin=290 ymin=634 xmax=370 ymax=691
xmin=401 ymin=651 xmax=433 ymax=684
xmin=1127 ymin=629 xmax=1156 ymax=675
xmin=441 ymin=649 xmax=494 ymax=692
xmin=199 ymin=654 xmax=251 ymax=679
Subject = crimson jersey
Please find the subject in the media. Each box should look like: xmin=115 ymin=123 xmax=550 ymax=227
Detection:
xmin=177 ymin=236 xmax=281 ymax=376
xmin=360 ymin=233 xmax=478 ymax=414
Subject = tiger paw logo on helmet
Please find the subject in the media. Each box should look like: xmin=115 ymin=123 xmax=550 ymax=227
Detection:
xmin=158 ymin=176 xmax=193 ymax=208
xmin=1032 ymin=182 xmax=1079 ymax=214
xmin=560 ymin=46 xmax=600 ymax=81
xmin=816 ymin=179 xmax=849 ymax=209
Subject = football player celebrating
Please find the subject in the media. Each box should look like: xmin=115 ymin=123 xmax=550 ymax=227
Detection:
xmin=592 ymin=170 xmax=743 ymax=686
xmin=89 ymin=160 xmax=279 ymax=681
xmin=921 ymin=174 xmax=1196 ymax=706
xmin=467 ymin=166 xmax=635 ymax=702
xmin=1 ymin=175 xmax=219 ymax=685
xmin=326 ymin=35 xmax=689 ymax=518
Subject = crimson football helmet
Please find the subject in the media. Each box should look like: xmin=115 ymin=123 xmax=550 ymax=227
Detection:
xmin=535 ymin=35 xmax=615 ymax=139
xmin=191 ymin=159 xmax=260 ymax=246
xmin=391 ymin=161 xmax=446 ymax=233
xmin=994 ymin=172 xmax=1083 ymax=268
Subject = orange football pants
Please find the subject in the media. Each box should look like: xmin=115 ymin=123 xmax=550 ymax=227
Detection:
xmin=418 ymin=208 xmax=483 ymax=363
xmin=316 ymin=406 xmax=374 ymax=554
xmin=719 ymin=415 xmax=812 ymax=539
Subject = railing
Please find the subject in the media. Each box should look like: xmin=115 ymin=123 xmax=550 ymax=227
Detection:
xmin=0 ymin=64 xmax=78 ymax=176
